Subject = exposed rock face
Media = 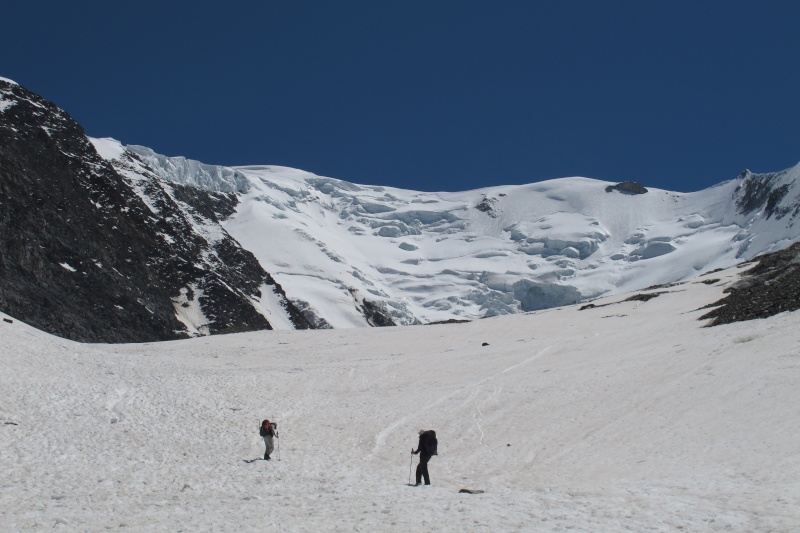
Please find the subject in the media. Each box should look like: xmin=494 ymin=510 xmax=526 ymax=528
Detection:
xmin=360 ymin=299 xmax=397 ymax=327
xmin=475 ymin=196 xmax=500 ymax=218
xmin=0 ymin=80 xmax=309 ymax=342
xmin=733 ymin=169 xmax=800 ymax=221
xmin=605 ymin=181 xmax=648 ymax=194
xmin=700 ymin=242 xmax=800 ymax=326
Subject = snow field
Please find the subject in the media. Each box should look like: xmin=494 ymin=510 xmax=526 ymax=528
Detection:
xmin=1 ymin=265 xmax=798 ymax=531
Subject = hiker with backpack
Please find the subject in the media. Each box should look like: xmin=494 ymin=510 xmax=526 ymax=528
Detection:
xmin=259 ymin=419 xmax=278 ymax=460
xmin=411 ymin=429 xmax=437 ymax=486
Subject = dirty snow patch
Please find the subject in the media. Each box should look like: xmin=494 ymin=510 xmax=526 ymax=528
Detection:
xmin=172 ymin=285 xmax=209 ymax=336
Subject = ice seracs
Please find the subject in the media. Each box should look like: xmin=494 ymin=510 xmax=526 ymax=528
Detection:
xmin=105 ymin=141 xmax=800 ymax=329
xmin=128 ymin=145 xmax=251 ymax=194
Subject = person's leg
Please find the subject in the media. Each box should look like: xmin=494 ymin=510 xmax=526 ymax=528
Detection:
xmin=264 ymin=436 xmax=273 ymax=459
xmin=414 ymin=455 xmax=431 ymax=485
xmin=415 ymin=455 xmax=429 ymax=484
xmin=420 ymin=455 xmax=431 ymax=485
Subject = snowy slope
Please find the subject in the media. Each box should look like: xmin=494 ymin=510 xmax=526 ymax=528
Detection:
xmin=109 ymin=142 xmax=800 ymax=329
xmin=1 ymin=265 xmax=798 ymax=532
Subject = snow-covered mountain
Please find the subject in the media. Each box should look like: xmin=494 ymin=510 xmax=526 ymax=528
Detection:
xmin=2 ymin=77 xmax=800 ymax=341
xmin=116 ymin=143 xmax=800 ymax=330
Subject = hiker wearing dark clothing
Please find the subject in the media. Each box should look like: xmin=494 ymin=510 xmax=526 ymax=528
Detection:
xmin=411 ymin=429 xmax=437 ymax=485
xmin=260 ymin=419 xmax=278 ymax=460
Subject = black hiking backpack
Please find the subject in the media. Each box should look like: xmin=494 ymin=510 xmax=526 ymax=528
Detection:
xmin=424 ymin=430 xmax=438 ymax=455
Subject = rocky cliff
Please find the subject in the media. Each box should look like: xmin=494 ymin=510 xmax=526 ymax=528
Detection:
xmin=0 ymin=79 xmax=309 ymax=342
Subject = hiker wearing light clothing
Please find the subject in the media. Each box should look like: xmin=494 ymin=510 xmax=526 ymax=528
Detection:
xmin=260 ymin=419 xmax=278 ymax=460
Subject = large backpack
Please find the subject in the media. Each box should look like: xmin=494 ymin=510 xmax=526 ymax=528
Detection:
xmin=260 ymin=420 xmax=273 ymax=437
xmin=424 ymin=430 xmax=438 ymax=455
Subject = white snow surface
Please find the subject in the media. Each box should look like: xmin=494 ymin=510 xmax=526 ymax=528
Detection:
xmin=88 ymin=137 xmax=126 ymax=161
xmin=1 ymin=266 xmax=798 ymax=532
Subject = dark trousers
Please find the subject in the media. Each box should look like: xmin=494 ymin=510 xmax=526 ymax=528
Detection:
xmin=416 ymin=454 xmax=431 ymax=485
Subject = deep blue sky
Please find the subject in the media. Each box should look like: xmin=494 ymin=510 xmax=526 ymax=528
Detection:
xmin=3 ymin=1 xmax=799 ymax=192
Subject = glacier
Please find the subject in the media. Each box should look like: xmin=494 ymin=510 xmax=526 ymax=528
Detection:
xmin=92 ymin=137 xmax=800 ymax=330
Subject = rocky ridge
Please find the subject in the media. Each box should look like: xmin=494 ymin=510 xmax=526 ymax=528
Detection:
xmin=0 ymin=79 xmax=309 ymax=342
xmin=700 ymin=241 xmax=800 ymax=326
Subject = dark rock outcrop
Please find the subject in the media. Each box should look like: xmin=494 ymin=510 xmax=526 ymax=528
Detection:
xmin=475 ymin=196 xmax=499 ymax=218
xmin=605 ymin=181 xmax=648 ymax=195
xmin=346 ymin=287 xmax=396 ymax=327
xmin=700 ymin=242 xmax=800 ymax=326
xmin=0 ymin=80 xmax=309 ymax=342
xmin=579 ymin=290 xmax=667 ymax=311
xmin=733 ymin=169 xmax=799 ymax=221
xmin=361 ymin=299 xmax=396 ymax=327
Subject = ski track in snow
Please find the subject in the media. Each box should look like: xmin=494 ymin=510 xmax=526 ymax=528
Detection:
xmin=373 ymin=347 xmax=549 ymax=454
xmin=1 ymin=265 xmax=799 ymax=532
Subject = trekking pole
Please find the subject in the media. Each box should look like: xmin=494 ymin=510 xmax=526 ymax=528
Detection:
xmin=277 ymin=433 xmax=281 ymax=461
xmin=408 ymin=453 xmax=413 ymax=484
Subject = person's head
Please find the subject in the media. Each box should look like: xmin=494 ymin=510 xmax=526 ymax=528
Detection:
xmin=419 ymin=429 xmax=426 ymax=435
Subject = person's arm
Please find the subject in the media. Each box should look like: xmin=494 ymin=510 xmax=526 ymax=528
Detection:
xmin=411 ymin=436 xmax=422 ymax=454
